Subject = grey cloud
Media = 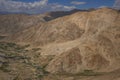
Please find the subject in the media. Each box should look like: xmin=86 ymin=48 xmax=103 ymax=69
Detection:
xmin=71 ymin=1 xmax=86 ymax=5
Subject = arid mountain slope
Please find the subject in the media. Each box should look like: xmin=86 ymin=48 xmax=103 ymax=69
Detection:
xmin=6 ymin=8 xmax=120 ymax=74
xmin=0 ymin=8 xmax=120 ymax=80
xmin=0 ymin=10 xmax=82 ymax=36
xmin=11 ymin=14 xmax=84 ymax=45
xmin=45 ymin=8 xmax=120 ymax=73
xmin=10 ymin=8 xmax=119 ymax=46
xmin=0 ymin=14 xmax=45 ymax=36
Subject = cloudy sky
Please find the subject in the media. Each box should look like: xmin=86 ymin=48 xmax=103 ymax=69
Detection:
xmin=0 ymin=0 xmax=119 ymax=14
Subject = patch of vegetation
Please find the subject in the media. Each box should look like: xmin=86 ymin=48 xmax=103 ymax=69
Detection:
xmin=79 ymin=70 xmax=98 ymax=76
xmin=13 ymin=75 xmax=19 ymax=80
xmin=56 ymin=69 xmax=102 ymax=77
xmin=0 ymin=62 xmax=11 ymax=72
xmin=24 ymin=78 xmax=32 ymax=80
xmin=69 ymin=69 xmax=102 ymax=76
xmin=0 ymin=42 xmax=50 ymax=79
xmin=0 ymin=36 xmax=6 ymax=39
xmin=0 ymin=42 xmax=8 ymax=50
xmin=0 ymin=42 xmax=27 ymax=52
xmin=0 ymin=42 xmax=30 ymax=61
xmin=37 ymin=66 xmax=49 ymax=75
xmin=7 ymin=43 xmax=16 ymax=47
xmin=32 ymin=48 xmax=41 ymax=52
xmin=33 ymin=52 xmax=41 ymax=58
xmin=23 ymin=44 xmax=30 ymax=48
xmin=24 ymin=62 xmax=49 ymax=79
xmin=15 ymin=44 xmax=30 ymax=51
xmin=24 ymin=60 xmax=49 ymax=79
xmin=47 ymin=55 xmax=54 ymax=61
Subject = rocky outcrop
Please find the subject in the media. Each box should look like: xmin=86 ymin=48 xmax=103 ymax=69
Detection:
xmin=46 ymin=48 xmax=82 ymax=74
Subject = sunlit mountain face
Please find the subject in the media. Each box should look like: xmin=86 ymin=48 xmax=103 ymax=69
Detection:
xmin=0 ymin=0 xmax=120 ymax=80
xmin=0 ymin=0 xmax=117 ymax=14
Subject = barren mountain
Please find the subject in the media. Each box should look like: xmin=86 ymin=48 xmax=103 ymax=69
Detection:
xmin=8 ymin=8 xmax=120 ymax=73
xmin=0 ymin=10 xmax=82 ymax=41
xmin=0 ymin=9 xmax=82 ymax=35
xmin=0 ymin=14 xmax=45 ymax=35
xmin=0 ymin=8 xmax=120 ymax=80
xmin=46 ymin=8 xmax=120 ymax=73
